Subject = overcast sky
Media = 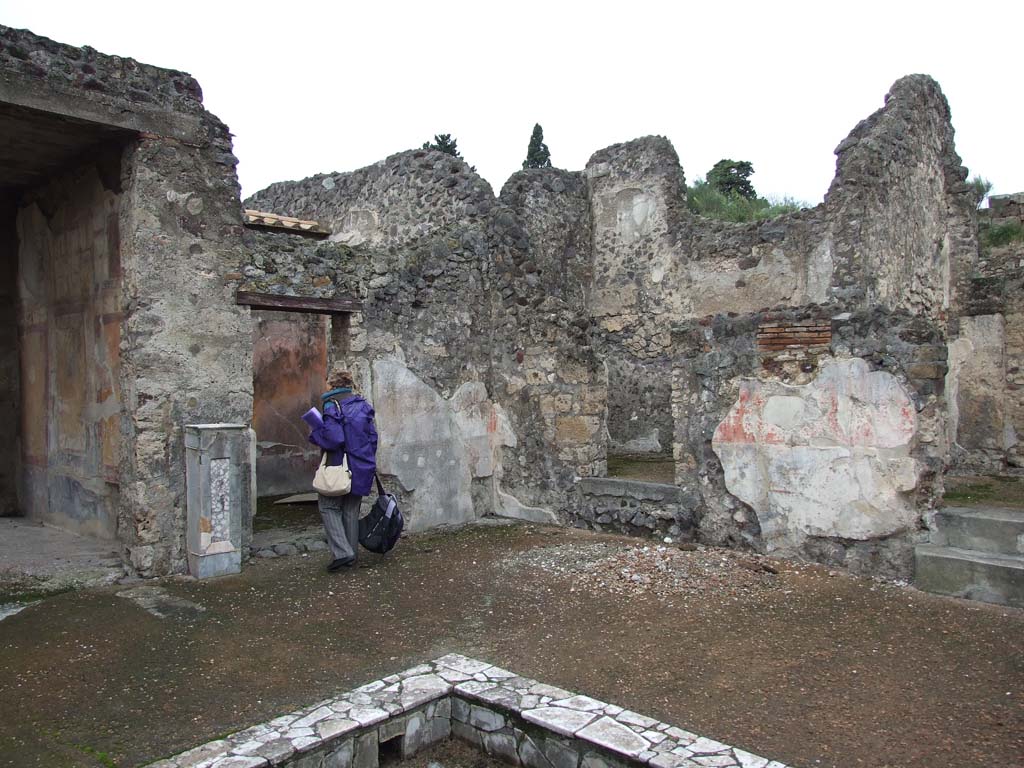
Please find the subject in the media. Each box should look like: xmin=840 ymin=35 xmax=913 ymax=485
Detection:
xmin=2 ymin=1 xmax=1021 ymax=205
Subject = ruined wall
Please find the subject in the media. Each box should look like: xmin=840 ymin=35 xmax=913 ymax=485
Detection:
xmin=244 ymin=152 xmax=515 ymax=531
xmin=0 ymin=198 xmax=20 ymax=516
xmin=672 ymin=307 xmax=947 ymax=578
xmin=825 ymin=75 xmax=977 ymax=319
xmin=252 ymin=310 xmax=327 ymax=496
xmin=585 ymin=138 xmax=686 ymax=453
xmin=239 ymin=74 xmax=974 ymax=578
xmin=243 ymin=159 xmax=608 ymax=528
xmin=0 ymin=25 xmax=257 ymax=576
xmin=493 ymin=170 xmax=606 ymax=518
xmin=119 ymin=119 xmax=253 ymax=575
xmin=660 ymin=75 xmax=972 ymax=577
xmin=584 ymin=137 xmax=834 ymax=454
xmin=15 ymin=160 xmax=123 ymax=539
xmin=951 ymin=193 xmax=1024 ymax=470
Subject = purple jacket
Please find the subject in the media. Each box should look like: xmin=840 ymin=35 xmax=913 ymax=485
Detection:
xmin=308 ymin=394 xmax=378 ymax=496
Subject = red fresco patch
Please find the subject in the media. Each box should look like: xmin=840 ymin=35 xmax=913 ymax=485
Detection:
xmin=713 ymin=385 xmax=784 ymax=445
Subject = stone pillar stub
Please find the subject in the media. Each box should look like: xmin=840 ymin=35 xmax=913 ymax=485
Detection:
xmin=184 ymin=424 xmax=256 ymax=579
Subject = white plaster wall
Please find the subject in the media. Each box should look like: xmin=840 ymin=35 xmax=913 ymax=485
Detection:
xmin=371 ymin=359 xmax=516 ymax=531
xmin=712 ymin=358 xmax=919 ymax=551
xmin=947 ymin=314 xmax=1017 ymax=461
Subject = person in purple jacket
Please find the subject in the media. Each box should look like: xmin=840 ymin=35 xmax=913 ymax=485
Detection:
xmin=308 ymin=368 xmax=379 ymax=571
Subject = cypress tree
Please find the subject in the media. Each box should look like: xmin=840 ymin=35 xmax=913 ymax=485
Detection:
xmin=522 ymin=124 xmax=552 ymax=169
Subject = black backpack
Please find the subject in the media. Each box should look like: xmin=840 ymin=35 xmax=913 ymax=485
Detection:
xmin=358 ymin=474 xmax=404 ymax=554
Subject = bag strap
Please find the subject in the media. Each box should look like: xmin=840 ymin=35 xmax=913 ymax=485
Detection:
xmin=329 ymin=398 xmax=350 ymax=467
xmin=374 ymin=473 xmax=385 ymax=496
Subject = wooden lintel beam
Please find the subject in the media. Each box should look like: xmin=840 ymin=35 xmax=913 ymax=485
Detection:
xmin=235 ymin=291 xmax=361 ymax=314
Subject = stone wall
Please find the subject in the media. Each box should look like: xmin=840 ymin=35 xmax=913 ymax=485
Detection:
xmin=237 ymin=74 xmax=978 ymax=577
xmin=493 ymin=170 xmax=606 ymax=517
xmin=119 ymin=116 xmax=253 ymax=575
xmin=0 ymin=197 xmax=18 ymax=516
xmin=584 ymin=77 xmax=972 ymax=457
xmin=584 ymin=137 xmax=834 ymax=454
xmin=244 ymin=153 xmax=525 ymax=531
xmin=1 ymin=24 xmax=257 ymax=575
xmin=244 ymin=157 xmax=608 ymax=528
xmin=950 ymin=193 xmax=1024 ymax=471
xmin=585 ymin=138 xmax=686 ymax=453
xmin=576 ymin=477 xmax=697 ymax=540
xmin=15 ymin=159 xmax=123 ymax=539
xmin=825 ymin=75 xmax=977 ymax=319
xmin=672 ymin=307 xmax=948 ymax=578
xmin=652 ymin=75 xmax=974 ymax=577
xmin=977 ymin=194 xmax=1024 ymax=279
xmin=0 ymin=25 xmax=205 ymax=117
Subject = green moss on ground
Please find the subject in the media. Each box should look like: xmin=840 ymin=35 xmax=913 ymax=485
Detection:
xmin=944 ymin=475 xmax=1024 ymax=509
xmin=606 ymin=453 xmax=676 ymax=484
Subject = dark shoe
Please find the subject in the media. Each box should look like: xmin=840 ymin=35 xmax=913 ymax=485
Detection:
xmin=327 ymin=557 xmax=355 ymax=572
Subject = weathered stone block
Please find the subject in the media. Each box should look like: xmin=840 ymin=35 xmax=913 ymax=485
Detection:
xmin=401 ymin=710 xmax=427 ymax=757
xmin=469 ymin=704 xmax=505 ymax=732
xmin=353 ymin=730 xmax=378 ymax=768
xmin=554 ymin=416 xmax=600 ymax=445
xmin=452 ymin=719 xmax=483 ymax=750
xmin=323 ymin=738 xmax=354 ymax=768
xmin=906 ymin=362 xmax=947 ymax=380
xmin=483 ymin=728 xmax=520 ymax=763
xmin=542 ymin=736 xmax=582 ymax=768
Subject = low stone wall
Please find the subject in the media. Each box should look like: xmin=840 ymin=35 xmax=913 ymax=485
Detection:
xmin=574 ymin=478 xmax=697 ymax=541
xmin=147 ymin=655 xmax=788 ymax=768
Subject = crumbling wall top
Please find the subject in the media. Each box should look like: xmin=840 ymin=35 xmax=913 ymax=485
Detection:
xmin=585 ymin=135 xmax=685 ymax=187
xmin=245 ymin=148 xmax=495 ymax=249
xmin=0 ymin=25 xmax=204 ymax=111
xmin=0 ymin=25 xmax=211 ymax=142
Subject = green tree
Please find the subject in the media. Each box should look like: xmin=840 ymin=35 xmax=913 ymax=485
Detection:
xmin=422 ymin=133 xmax=462 ymax=158
xmin=968 ymin=174 xmax=993 ymax=209
xmin=687 ymin=178 xmax=808 ymax=223
xmin=707 ymin=159 xmax=757 ymax=200
xmin=522 ymin=123 xmax=552 ymax=169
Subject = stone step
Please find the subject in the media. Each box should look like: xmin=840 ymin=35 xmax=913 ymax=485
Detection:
xmin=914 ymin=544 xmax=1024 ymax=609
xmin=933 ymin=506 xmax=1024 ymax=556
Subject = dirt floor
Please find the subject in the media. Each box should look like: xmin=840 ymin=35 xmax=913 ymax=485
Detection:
xmin=0 ymin=522 xmax=1021 ymax=768
xmin=253 ymin=495 xmax=322 ymax=533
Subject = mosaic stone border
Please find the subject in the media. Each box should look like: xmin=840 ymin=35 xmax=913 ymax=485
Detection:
xmin=146 ymin=655 xmax=790 ymax=768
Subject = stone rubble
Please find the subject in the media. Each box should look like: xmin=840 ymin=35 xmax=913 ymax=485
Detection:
xmin=501 ymin=542 xmax=783 ymax=602
xmin=146 ymin=654 xmax=790 ymax=768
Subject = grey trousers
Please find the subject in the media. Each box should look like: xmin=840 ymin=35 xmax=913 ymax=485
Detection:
xmin=318 ymin=493 xmax=362 ymax=562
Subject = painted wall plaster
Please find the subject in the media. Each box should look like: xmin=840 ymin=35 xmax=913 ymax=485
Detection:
xmin=712 ymin=359 xmax=919 ymax=552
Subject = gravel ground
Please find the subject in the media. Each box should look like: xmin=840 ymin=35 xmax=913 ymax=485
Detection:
xmin=502 ymin=541 xmax=786 ymax=602
xmin=0 ymin=522 xmax=1020 ymax=768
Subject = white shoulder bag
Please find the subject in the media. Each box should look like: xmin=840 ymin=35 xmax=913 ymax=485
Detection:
xmin=313 ymin=451 xmax=352 ymax=496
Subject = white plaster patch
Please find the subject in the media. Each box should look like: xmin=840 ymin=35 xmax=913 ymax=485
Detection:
xmin=713 ymin=358 xmax=919 ymax=548
xmin=373 ymin=361 xmax=514 ymax=531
